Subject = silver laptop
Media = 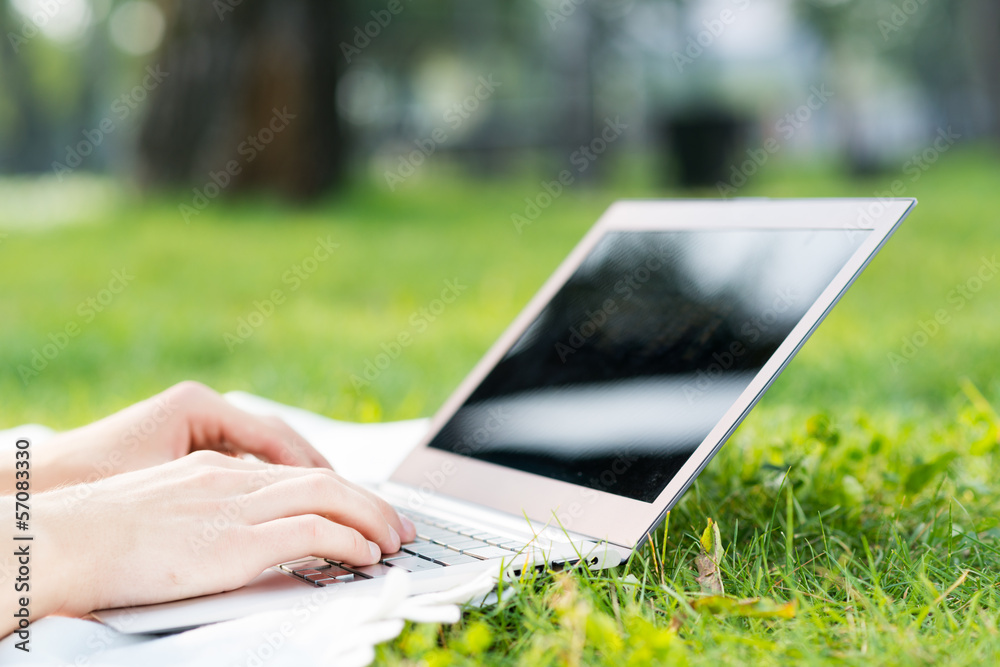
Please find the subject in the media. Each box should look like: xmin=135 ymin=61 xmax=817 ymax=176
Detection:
xmin=95 ymin=197 xmax=916 ymax=634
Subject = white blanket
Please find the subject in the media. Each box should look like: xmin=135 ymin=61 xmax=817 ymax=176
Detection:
xmin=0 ymin=394 xmax=497 ymax=666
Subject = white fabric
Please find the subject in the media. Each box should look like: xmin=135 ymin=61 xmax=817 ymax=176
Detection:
xmin=0 ymin=569 xmax=498 ymax=666
xmin=0 ymin=424 xmax=56 ymax=450
xmin=0 ymin=394 xmax=499 ymax=666
xmin=222 ymin=391 xmax=430 ymax=484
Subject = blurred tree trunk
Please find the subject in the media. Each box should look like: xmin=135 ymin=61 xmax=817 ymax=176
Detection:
xmin=0 ymin=5 xmax=50 ymax=172
xmin=963 ymin=0 xmax=1000 ymax=141
xmin=137 ymin=0 xmax=350 ymax=200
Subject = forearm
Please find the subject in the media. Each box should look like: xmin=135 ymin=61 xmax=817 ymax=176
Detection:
xmin=0 ymin=433 xmax=110 ymax=496
xmin=0 ymin=443 xmax=79 ymax=640
xmin=0 ymin=496 xmax=74 ymax=641
xmin=0 ymin=457 xmax=69 ymax=497
xmin=0 ymin=460 xmax=61 ymax=497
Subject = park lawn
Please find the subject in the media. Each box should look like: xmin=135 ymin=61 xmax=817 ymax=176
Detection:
xmin=2 ymin=147 xmax=1000 ymax=664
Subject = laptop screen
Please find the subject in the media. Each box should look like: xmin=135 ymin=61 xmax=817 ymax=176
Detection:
xmin=427 ymin=228 xmax=870 ymax=502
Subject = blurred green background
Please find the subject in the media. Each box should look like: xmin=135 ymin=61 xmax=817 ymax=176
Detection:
xmin=2 ymin=0 xmax=999 ymax=428
xmin=2 ymin=149 xmax=999 ymax=429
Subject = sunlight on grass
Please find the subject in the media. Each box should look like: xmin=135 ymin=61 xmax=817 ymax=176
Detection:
xmin=0 ymin=174 xmax=123 ymax=230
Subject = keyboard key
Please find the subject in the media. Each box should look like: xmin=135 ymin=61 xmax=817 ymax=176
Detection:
xmin=412 ymin=521 xmax=445 ymax=532
xmin=401 ymin=537 xmax=433 ymax=546
xmin=341 ymin=562 xmax=394 ymax=579
xmin=466 ymin=531 xmax=499 ymax=540
xmin=430 ymin=553 xmax=481 ymax=566
xmin=482 ymin=536 xmax=514 ymax=546
xmin=292 ymin=569 xmax=325 ymax=578
xmin=390 ymin=508 xmax=532 ymax=565
xmin=412 ymin=515 xmax=442 ymax=527
xmin=321 ymin=564 xmax=355 ymax=579
xmin=387 ymin=556 xmax=444 ymax=572
xmin=408 ymin=545 xmax=455 ymax=559
xmin=497 ymin=540 xmax=528 ymax=550
xmin=279 ymin=558 xmax=328 ymax=573
xmin=464 ymin=546 xmax=516 ymax=560
xmin=312 ymin=567 xmax=357 ymax=585
xmin=312 ymin=577 xmax=343 ymax=586
xmin=419 ymin=528 xmax=458 ymax=542
xmin=418 ymin=528 xmax=452 ymax=538
xmin=400 ymin=540 xmax=437 ymax=554
xmin=379 ymin=551 xmax=410 ymax=562
xmin=450 ymin=539 xmax=490 ymax=551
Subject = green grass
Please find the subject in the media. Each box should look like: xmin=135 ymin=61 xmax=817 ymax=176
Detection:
xmin=3 ymin=148 xmax=1000 ymax=663
xmin=386 ymin=407 xmax=1000 ymax=665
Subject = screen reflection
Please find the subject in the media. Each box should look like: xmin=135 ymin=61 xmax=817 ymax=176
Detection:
xmin=428 ymin=229 xmax=869 ymax=502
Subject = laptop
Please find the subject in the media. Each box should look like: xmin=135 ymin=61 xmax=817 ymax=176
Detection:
xmin=95 ymin=197 xmax=916 ymax=633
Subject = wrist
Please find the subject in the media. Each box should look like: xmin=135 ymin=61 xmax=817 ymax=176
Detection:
xmin=0 ymin=436 xmax=81 ymax=495
xmin=0 ymin=495 xmax=72 ymax=639
xmin=35 ymin=489 xmax=99 ymax=617
xmin=30 ymin=434 xmax=90 ymax=492
xmin=0 ymin=490 xmax=99 ymax=640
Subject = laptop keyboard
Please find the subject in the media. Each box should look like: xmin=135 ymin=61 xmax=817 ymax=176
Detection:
xmin=278 ymin=510 xmax=531 ymax=587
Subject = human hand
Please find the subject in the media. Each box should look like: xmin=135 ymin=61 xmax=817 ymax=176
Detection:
xmin=23 ymin=381 xmax=328 ymax=494
xmin=6 ymin=451 xmax=416 ymax=633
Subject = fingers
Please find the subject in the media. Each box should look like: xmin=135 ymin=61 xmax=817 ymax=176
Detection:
xmin=256 ymin=415 xmax=331 ymax=470
xmin=263 ymin=467 xmax=414 ymax=543
xmin=185 ymin=455 xmax=410 ymax=551
xmin=213 ymin=409 xmax=321 ymax=468
xmin=336 ymin=477 xmax=416 ymax=543
xmin=248 ymin=515 xmax=383 ymax=569
xmin=241 ymin=473 xmax=401 ymax=553
xmin=205 ymin=454 xmax=414 ymax=543
xmin=172 ymin=382 xmax=331 ymax=469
